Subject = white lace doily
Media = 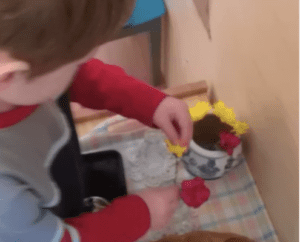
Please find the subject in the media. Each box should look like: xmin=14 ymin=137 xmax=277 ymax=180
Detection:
xmin=81 ymin=127 xmax=178 ymax=191
xmin=126 ymin=130 xmax=177 ymax=189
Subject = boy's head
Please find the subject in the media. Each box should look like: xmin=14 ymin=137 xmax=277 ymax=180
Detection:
xmin=0 ymin=0 xmax=135 ymax=75
xmin=0 ymin=0 xmax=135 ymax=107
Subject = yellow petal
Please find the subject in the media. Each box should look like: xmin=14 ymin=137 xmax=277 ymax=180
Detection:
xmin=188 ymin=100 xmax=249 ymax=137
xmin=213 ymin=101 xmax=227 ymax=115
xmin=213 ymin=101 xmax=236 ymax=126
xmin=165 ymin=139 xmax=187 ymax=157
xmin=234 ymin=121 xmax=249 ymax=135
xmin=189 ymin=102 xmax=212 ymax=122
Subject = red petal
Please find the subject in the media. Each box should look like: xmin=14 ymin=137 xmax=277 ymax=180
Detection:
xmin=227 ymin=148 xmax=234 ymax=155
xmin=180 ymin=178 xmax=210 ymax=208
xmin=192 ymin=177 xmax=205 ymax=187
xmin=181 ymin=177 xmax=205 ymax=189
xmin=231 ymin=137 xmax=241 ymax=147
xmin=219 ymin=131 xmax=241 ymax=152
xmin=181 ymin=180 xmax=192 ymax=189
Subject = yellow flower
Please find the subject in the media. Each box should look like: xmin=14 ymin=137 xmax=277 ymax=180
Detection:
xmin=186 ymin=100 xmax=249 ymax=136
xmin=165 ymin=139 xmax=187 ymax=157
xmin=213 ymin=101 xmax=236 ymax=127
xmin=189 ymin=102 xmax=212 ymax=122
xmin=233 ymin=121 xmax=249 ymax=135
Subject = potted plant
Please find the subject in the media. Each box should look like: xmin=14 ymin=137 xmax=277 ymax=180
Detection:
xmin=166 ymin=101 xmax=249 ymax=180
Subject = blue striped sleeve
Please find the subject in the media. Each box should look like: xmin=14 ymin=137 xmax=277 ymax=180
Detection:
xmin=0 ymin=175 xmax=65 ymax=242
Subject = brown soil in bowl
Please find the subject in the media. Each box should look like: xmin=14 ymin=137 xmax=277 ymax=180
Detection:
xmin=193 ymin=114 xmax=233 ymax=151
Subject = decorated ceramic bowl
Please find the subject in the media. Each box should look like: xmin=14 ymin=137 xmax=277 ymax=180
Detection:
xmin=181 ymin=140 xmax=245 ymax=180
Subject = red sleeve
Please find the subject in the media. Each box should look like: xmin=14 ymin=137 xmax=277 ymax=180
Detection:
xmin=64 ymin=195 xmax=150 ymax=242
xmin=69 ymin=59 xmax=167 ymax=127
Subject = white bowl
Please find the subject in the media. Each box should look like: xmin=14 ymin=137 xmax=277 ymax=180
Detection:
xmin=181 ymin=140 xmax=245 ymax=180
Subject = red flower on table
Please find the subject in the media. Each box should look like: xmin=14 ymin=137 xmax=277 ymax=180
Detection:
xmin=219 ymin=131 xmax=241 ymax=155
xmin=180 ymin=177 xmax=210 ymax=208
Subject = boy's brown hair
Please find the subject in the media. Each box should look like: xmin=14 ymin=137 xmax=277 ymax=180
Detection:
xmin=0 ymin=0 xmax=135 ymax=76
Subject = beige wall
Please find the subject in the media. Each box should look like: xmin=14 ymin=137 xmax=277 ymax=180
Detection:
xmin=95 ymin=33 xmax=152 ymax=83
xmin=95 ymin=0 xmax=299 ymax=241
xmin=164 ymin=0 xmax=299 ymax=241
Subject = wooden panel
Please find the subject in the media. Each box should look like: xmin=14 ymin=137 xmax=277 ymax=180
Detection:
xmin=164 ymin=80 xmax=208 ymax=99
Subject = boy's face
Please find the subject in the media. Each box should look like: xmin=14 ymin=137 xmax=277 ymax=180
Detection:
xmin=0 ymin=49 xmax=96 ymax=106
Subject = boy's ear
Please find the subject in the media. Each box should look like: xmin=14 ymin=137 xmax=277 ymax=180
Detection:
xmin=0 ymin=72 xmax=14 ymax=91
xmin=0 ymin=61 xmax=30 ymax=92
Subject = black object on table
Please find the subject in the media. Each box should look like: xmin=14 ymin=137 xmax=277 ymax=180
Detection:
xmin=82 ymin=150 xmax=127 ymax=202
xmin=52 ymin=92 xmax=127 ymax=218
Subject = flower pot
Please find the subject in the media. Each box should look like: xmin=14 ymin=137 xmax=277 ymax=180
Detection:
xmin=182 ymin=140 xmax=244 ymax=180
xmin=182 ymin=114 xmax=245 ymax=180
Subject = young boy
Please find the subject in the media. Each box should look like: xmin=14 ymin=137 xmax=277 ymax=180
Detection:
xmin=0 ymin=0 xmax=193 ymax=241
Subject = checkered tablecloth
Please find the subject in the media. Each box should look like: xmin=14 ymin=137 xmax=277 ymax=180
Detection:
xmin=79 ymin=115 xmax=279 ymax=242
xmin=186 ymin=161 xmax=279 ymax=241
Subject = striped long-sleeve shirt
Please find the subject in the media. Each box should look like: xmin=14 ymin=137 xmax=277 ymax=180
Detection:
xmin=0 ymin=59 xmax=167 ymax=242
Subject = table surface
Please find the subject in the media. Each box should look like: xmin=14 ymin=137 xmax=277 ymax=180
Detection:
xmin=75 ymin=90 xmax=278 ymax=242
xmin=77 ymin=107 xmax=278 ymax=241
xmin=78 ymin=117 xmax=279 ymax=242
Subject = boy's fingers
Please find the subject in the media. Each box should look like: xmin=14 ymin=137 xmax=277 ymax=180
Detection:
xmin=165 ymin=185 xmax=180 ymax=200
xmin=177 ymin=113 xmax=193 ymax=147
xmin=163 ymin=119 xmax=180 ymax=145
xmin=185 ymin=120 xmax=193 ymax=149
xmin=168 ymin=187 xmax=180 ymax=211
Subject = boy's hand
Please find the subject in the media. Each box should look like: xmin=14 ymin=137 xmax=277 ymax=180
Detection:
xmin=153 ymin=97 xmax=193 ymax=149
xmin=136 ymin=185 xmax=180 ymax=230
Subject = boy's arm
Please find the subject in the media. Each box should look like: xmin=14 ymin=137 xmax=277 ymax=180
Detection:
xmin=65 ymin=195 xmax=151 ymax=242
xmin=69 ymin=59 xmax=167 ymax=127
xmin=0 ymin=175 xmax=150 ymax=242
